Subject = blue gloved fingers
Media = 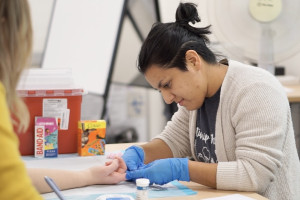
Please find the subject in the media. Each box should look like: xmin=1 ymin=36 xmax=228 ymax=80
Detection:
xmin=122 ymin=146 xmax=145 ymax=171
xmin=125 ymin=162 xmax=154 ymax=180
xmin=126 ymin=160 xmax=138 ymax=171
xmin=126 ymin=169 xmax=167 ymax=185
xmin=135 ymin=161 xmax=154 ymax=170
xmin=125 ymin=158 xmax=190 ymax=185
xmin=125 ymin=160 xmax=162 ymax=183
xmin=126 ymin=169 xmax=143 ymax=180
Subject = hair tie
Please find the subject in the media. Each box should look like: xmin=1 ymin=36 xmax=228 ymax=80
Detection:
xmin=176 ymin=16 xmax=200 ymax=26
xmin=176 ymin=19 xmax=189 ymax=26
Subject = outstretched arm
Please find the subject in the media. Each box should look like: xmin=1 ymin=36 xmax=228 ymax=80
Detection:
xmin=189 ymin=160 xmax=217 ymax=188
xmin=28 ymin=157 xmax=126 ymax=194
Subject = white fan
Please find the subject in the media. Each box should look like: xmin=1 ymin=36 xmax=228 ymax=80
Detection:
xmin=206 ymin=0 xmax=300 ymax=76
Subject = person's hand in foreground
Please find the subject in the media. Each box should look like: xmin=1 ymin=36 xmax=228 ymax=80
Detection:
xmin=126 ymin=158 xmax=190 ymax=185
xmin=122 ymin=146 xmax=145 ymax=171
xmin=28 ymin=157 xmax=127 ymax=193
xmin=88 ymin=156 xmax=127 ymax=185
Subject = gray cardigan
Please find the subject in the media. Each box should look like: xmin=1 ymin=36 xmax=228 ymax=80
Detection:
xmin=155 ymin=60 xmax=300 ymax=200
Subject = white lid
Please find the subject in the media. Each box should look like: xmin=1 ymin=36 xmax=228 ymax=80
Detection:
xmin=17 ymin=68 xmax=77 ymax=90
xmin=16 ymin=68 xmax=87 ymax=97
xmin=136 ymin=178 xmax=150 ymax=187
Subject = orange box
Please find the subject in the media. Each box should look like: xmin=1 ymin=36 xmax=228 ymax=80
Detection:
xmin=78 ymin=120 xmax=106 ymax=156
xmin=17 ymin=89 xmax=84 ymax=155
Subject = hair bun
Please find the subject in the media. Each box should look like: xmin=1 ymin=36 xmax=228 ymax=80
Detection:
xmin=175 ymin=3 xmax=201 ymax=25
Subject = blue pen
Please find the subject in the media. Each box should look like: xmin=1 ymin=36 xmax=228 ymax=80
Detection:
xmin=44 ymin=176 xmax=66 ymax=200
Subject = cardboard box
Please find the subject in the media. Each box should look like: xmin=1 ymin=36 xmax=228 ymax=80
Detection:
xmin=35 ymin=117 xmax=58 ymax=158
xmin=16 ymin=69 xmax=85 ymax=155
xmin=78 ymin=120 xmax=106 ymax=156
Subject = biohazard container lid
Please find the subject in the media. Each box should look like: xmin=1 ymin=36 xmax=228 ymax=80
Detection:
xmin=17 ymin=68 xmax=86 ymax=97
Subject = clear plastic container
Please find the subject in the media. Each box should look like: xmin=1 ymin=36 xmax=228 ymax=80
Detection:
xmin=136 ymin=178 xmax=150 ymax=200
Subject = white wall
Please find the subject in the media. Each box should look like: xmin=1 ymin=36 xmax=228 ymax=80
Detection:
xmin=28 ymin=0 xmax=54 ymax=66
xmin=112 ymin=17 xmax=141 ymax=84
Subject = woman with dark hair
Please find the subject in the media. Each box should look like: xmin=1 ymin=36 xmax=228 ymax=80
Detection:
xmin=122 ymin=2 xmax=300 ymax=200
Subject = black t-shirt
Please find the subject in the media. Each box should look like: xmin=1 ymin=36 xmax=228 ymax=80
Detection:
xmin=194 ymin=87 xmax=221 ymax=163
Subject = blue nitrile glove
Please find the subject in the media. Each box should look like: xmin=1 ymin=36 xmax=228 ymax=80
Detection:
xmin=122 ymin=146 xmax=145 ymax=171
xmin=126 ymin=158 xmax=190 ymax=185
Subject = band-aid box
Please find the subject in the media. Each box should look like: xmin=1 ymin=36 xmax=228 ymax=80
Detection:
xmin=78 ymin=120 xmax=106 ymax=156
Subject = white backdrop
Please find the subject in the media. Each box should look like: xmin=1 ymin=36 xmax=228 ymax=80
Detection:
xmin=42 ymin=0 xmax=125 ymax=95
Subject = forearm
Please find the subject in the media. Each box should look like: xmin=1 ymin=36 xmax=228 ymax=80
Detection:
xmin=28 ymin=168 xmax=90 ymax=193
xmin=28 ymin=158 xmax=126 ymax=194
xmin=188 ymin=160 xmax=217 ymax=188
xmin=140 ymin=139 xmax=173 ymax=164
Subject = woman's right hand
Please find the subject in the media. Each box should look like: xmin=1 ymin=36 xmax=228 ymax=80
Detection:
xmin=122 ymin=146 xmax=145 ymax=171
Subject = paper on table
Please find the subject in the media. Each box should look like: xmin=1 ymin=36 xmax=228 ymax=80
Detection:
xmin=202 ymin=194 xmax=255 ymax=200
xmin=43 ymin=180 xmax=196 ymax=200
xmin=42 ymin=181 xmax=136 ymax=199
